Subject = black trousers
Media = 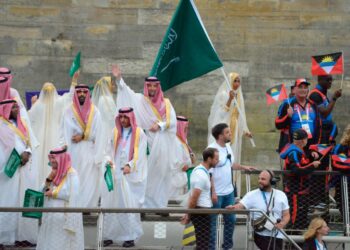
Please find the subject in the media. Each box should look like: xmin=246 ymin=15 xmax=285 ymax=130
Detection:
xmin=191 ymin=213 xmax=211 ymax=250
xmin=254 ymin=232 xmax=283 ymax=250
xmin=286 ymin=192 xmax=309 ymax=230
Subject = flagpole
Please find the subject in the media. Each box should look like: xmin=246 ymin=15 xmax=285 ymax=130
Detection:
xmin=340 ymin=50 xmax=344 ymax=89
xmin=220 ymin=67 xmax=256 ymax=147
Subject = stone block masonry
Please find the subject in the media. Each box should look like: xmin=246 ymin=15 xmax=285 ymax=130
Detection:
xmin=1 ymin=0 xmax=349 ymax=168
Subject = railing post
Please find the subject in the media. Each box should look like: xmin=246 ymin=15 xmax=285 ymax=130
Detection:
xmin=97 ymin=211 xmax=104 ymax=250
xmin=342 ymin=176 xmax=350 ymax=236
xmin=246 ymin=173 xmax=251 ymax=193
xmin=216 ymin=214 xmax=224 ymax=249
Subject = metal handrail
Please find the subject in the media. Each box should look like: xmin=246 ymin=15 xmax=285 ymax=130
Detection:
xmin=0 ymin=207 xmax=301 ymax=249
xmin=250 ymin=209 xmax=302 ymax=250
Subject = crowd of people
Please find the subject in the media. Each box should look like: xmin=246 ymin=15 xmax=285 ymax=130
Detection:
xmin=0 ymin=65 xmax=193 ymax=249
xmin=0 ymin=64 xmax=349 ymax=250
xmin=184 ymin=74 xmax=348 ymax=250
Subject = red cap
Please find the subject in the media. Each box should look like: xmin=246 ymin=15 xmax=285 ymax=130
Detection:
xmin=294 ymin=78 xmax=311 ymax=87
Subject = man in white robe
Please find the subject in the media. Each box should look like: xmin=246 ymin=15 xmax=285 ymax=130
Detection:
xmin=0 ymin=99 xmax=38 ymax=247
xmin=29 ymin=75 xmax=77 ymax=184
xmin=0 ymin=68 xmax=39 ymax=149
xmin=112 ymin=65 xmax=177 ymax=208
xmin=101 ymin=107 xmax=145 ymax=247
xmin=170 ymin=116 xmax=195 ymax=199
xmin=36 ymin=146 xmax=84 ymax=250
xmin=60 ymin=84 xmax=102 ymax=207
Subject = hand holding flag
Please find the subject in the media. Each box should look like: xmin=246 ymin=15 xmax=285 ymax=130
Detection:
xmin=309 ymin=144 xmax=333 ymax=161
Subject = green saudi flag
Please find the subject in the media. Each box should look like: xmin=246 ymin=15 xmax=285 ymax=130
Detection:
xmin=150 ymin=0 xmax=223 ymax=91
xmin=69 ymin=51 xmax=81 ymax=77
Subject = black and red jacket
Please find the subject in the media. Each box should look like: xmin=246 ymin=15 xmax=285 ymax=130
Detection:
xmin=280 ymin=144 xmax=318 ymax=194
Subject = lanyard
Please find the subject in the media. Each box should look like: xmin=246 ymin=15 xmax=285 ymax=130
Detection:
xmin=261 ymin=189 xmax=274 ymax=215
xmin=196 ymin=166 xmax=210 ymax=178
xmin=296 ymin=103 xmax=310 ymax=123
xmin=121 ymin=128 xmax=132 ymax=149
xmin=217 ymin=146 xmax=232 ymax=168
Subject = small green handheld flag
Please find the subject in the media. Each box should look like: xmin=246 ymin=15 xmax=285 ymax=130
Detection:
xmin=22 ymin=189 xmax=44 ymax=219
xmin=4 ymin=148 xmax=21 ymax=178
xmin=104 ymin=163 xmax=114 ymax=192
xmin=69 ymin=51 xmax=81 ymax=77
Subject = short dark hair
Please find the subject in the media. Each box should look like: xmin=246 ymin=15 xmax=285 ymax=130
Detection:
xmin=203 ymin=147 xmax=218 ymax=161
xmin=211 ymin=123 xmax=229 ymax=140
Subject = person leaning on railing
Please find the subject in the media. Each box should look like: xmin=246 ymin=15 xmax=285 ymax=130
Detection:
xmin=227 ymin=170 xmax=290 ymax=250
xmin=279 ymin=128 xmax=321 ymax=231
xmin=181 ymin=147 xmax=219 ymax=250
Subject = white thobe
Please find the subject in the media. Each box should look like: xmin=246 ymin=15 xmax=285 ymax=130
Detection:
xmin=36 ymin=168 xmax=84 ymax=250
xmin=118 ymin=127 xmax=148 ymax=208
xmin=116 ymin=78 xmax=177 ymax=208
xmin=169 ymin=137 xmax=192 ymax=199
xmin=60 ymin=104 xmax=102 ymax=207
xmin=10 ymin=88 xmax=39 ymax=149
xmin=101 ymin=127 xmax=144 ymax=242
xmin=29 ymin=87 xmax=74 ymax=184
xmin=0 ymin=119 xmax=38 ymax=244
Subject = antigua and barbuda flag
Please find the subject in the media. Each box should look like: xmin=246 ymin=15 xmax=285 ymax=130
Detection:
xmin=332 ymin=153 xmax=350 ymax=170
xmin=333 ymin=153 xmax=349 ymax=162
xmin=309 ymin=144 xmax=333 ymax=156
xmin=266 ymin=84 xmax=288 ymax=105
xmin=311 ymin=52 xmax=343 ymax=76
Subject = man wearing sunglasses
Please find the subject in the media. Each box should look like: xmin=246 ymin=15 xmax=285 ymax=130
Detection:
xmin=208 ymin=123 xmax=256 ymax=250
xmin=60 ymin=84 xmax=103 ymax=208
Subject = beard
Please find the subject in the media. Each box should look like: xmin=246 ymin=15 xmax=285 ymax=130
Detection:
xmin=9 ymin=113 xmax=18 ymax=120
xmin=259 ymin=183 xmax=271 ymax=191
xmin=79 ymin=96 xmax=85 ymax=105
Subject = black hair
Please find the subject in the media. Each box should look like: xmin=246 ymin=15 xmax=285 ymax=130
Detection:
xmin=211 ymin=123 xmax=229 ymax=140
xmin=202 ymin=147 xmax=218 ymax=161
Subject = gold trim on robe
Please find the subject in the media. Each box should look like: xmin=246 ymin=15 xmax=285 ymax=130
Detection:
xmin=0 ymin=117 xmax=30 ymax=147
xmin=71 ymin=104 xmax=95 ymax=140
xmin=144 ymin=97 xmax=171 ymax=129
xmin=52 ymin=167 xmax=74 ymax=198
xmin=176 ymin=135 xmax=190 ymax=155
xmin=113 ymin=127 xmax=141 ymax=172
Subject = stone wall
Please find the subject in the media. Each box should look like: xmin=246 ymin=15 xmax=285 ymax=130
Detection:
xmin=1 ymin=0 xmax=349 ymax=169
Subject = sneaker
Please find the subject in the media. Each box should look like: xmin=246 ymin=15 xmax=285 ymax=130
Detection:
xmin=22 ymin=240 xmax=36 ymax=247
xmin=122 ymin=240 xmax=135 ymax=248
xmin=103 ymin=240 xmax=113 ymax=247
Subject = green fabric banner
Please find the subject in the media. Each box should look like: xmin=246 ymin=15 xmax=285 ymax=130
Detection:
xmin=69 ymin=51 xmax=81 ymax=77
xmin=150 ymin=0 xmax=223 ymax=91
